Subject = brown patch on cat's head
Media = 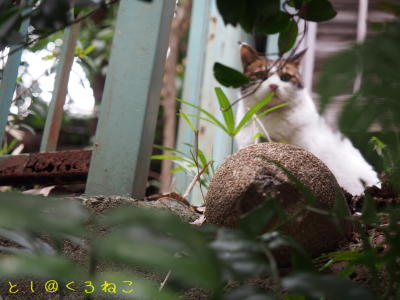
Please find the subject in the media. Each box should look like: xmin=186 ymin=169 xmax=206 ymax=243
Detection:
xmin=240 ymin=44 xmax=270 ymax=80
xmin=278 ymin=49 xmax=307 ymax=88
xmin=279 ymin=63 xmax=303 ymax=88
xmin=240 ymin=44 xmax=307 ymax=88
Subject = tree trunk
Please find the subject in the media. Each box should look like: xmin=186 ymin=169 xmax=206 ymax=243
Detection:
xmin=159 ymin=0 xmax=192 ymax=193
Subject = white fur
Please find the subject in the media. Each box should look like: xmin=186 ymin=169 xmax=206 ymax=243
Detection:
xmin=235 ymin=72 xmax=380 ymax=195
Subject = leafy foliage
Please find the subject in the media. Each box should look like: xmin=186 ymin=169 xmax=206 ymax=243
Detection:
xmin=151 ymin=143 xmax=214 ymax=190
xmin=216 ymin=0 xmax=336 ymax=54
xmin=213 ymin=63 xmax=250 ymax=88
xmin=0 ymin=0 xmax=152 ymax=50
xmin=298 ymin=0 xmax=337 ymax=22
xmin=177 ymin=88 xmax=276 ymax=137
xmin=278 ymin=19 xmax=298 ymax=55
xmin=1 ymin=181 xmax=395 ymax=299
xmin=282 ymin=272 xmax=375 ymax=300
xmin=318 ymin=20 xmax=400 ymax=189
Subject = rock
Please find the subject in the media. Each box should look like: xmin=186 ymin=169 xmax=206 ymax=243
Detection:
xmin=205 ymin=142 xmax=351 ymax=259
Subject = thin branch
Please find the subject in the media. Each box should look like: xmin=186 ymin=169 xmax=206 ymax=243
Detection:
xmin=182 ymin=160 xmax=211 ymax=199
xmin=159 ymin=270 xmax=171 ymax=291
xmin=1 ymin=0 xmax=119 ymax=60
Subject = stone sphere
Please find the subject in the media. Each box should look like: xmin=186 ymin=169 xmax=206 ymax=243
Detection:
xmin=205 ymin=142 xmax=351 ymax=258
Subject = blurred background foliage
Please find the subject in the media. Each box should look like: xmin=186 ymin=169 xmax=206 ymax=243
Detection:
xmin=0 ymin=191 xmax=390 ymax=299
xmin=0 ymin=0 xmax=400 ymax=299
xmin=319 ymin=3 xmax=400 ymax=190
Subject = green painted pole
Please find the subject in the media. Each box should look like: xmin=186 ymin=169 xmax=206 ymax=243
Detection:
xmin=190 ymin=1 xmax=251 ymax=205
xmin=175 ymin=0 xmax=212 ymax=194
xmin=0 ymin=16 xmax=30 ymax=146
xmin=85 ymin=0 xmax=175 ymax=197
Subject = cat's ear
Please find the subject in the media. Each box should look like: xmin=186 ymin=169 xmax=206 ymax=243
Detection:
xmin=240 ymin=43 xmax=259 ymax=70
xmin=288 ymin=48 xmax=307 ymax=66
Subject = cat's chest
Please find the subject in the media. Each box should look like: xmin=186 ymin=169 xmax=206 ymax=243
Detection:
xmin=238 ymin=94 xmax=318 ymax=142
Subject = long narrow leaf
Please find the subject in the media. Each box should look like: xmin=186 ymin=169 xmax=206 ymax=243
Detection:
xmin=197 ymin=149 xmax=209 ymax=169
xmin=176 ymin=98 xmax=228 ymax=133
xmin=170 ymin=166 xmax=185 ymax=173
xmin=153 ymin=144 xmax=187 ymax=157
xmin=215 ymin=87 xmax=235 ymax=134
xmin=179 ymin=109 xmax=197 ymax=132
xmin=185 ymin=113 xmax=231 ymax=135
xmin=234 ymin=93 xmax=274 ymax=135
xmin=257 ymin=102 xmax=288 ymax=118
xmin=150 ymin=155 xmax=193 ymax=165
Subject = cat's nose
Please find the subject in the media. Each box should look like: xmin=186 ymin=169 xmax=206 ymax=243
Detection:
xmin=269 ymin=84 xmax=278 ymax=91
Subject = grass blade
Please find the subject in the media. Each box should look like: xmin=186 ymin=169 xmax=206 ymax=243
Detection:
xmin=257 ymin=102 xmax=288 ymax=118
xmin=153 ymin=144 xmax=187 ymax=157
xmin=150 ymin=155 xmax=193 ymax=165
xmin=185 ymin=113 xmax=231 ymax=136
xmin=179 ymin=110 xmax=197 ymax=132
xmin=176 ymin=98 xmax=229 ymax=133
xmin=215 ymin=87 xmax=235 ymax=134
xmin=234 ymin=92 xmax=274 ymax=135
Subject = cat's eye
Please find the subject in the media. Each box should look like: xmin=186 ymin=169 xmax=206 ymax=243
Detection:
xmin=254 ymin=71 xmax=268 ymax=80
xmin=280 ymin=73 xmax=292 ymax=82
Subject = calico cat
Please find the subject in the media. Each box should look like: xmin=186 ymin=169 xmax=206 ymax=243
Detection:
xmin=235 ymin=44 xmax=379 ymax=195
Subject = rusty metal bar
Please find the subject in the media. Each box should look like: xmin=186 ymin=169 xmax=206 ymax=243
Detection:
xmin=0 ymin=150 xmax=91 ymax=186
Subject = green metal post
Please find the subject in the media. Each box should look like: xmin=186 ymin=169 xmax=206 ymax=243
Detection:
xmin=85 ymin=0 xmax=175 ymax=197
xmin=175 ymin=0 xmax=212 ymax=194
xmin=0 ymin=17 xmax=30 ymax=146
xmin=175 ymin=0 xmax=252 ymax=204
xmin=40 ymin=21 xmax=81 ymax=152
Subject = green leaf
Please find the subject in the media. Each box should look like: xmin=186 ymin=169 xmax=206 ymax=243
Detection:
xmin=234 ymin=92 xmax=273 ymax=135
xmin=211 ymin=228 xmax=270 ymax=279
xmin=240 ymin=200 xmax=279 ymax=237
xmin=240 ymin=0 xmax=281 ymax=33
xmin=41 ymin=55 xmax=56 ymax=60
xmin=176 ymin=98 xmax=229 ymax=134
xmin=316 ymin=250 xmax=361 ymax=271
xmin=361 ymin=193 xmax=378 ymax=224
xmin=0 ymin=192 xmax=87 ymax=239
xmin=96 ymin=206 xmax=222 ymax=291
xmin=225 ymin=286 xmax=275 ymax=299
xmin=278 ymin=20 xmax=298 ymax=55
xmin=197 ymin=149 xmax=209 ymax=169
xmin=215 ymin=87 xmax=235 ymax=134
xmin=257 ymin=102 xmax=288 ymax=118
xmin=185 ymin=113 xmax=218 ymax=127
xmin=150 ymin=155 xmax=192 ymax=165
xmin=286 ymin=0 xmax=303 ymax=9
xmin=282 ymin=272 xmax=375 ymax=300
xmin=153 ymin=144 xmax=187 ymax=157
xmin=92 ymin=271 xmax=178 ymax=300
xmin=253 ymin=132 xmax=263 ymax=141
xmin=213 ymin=63 xmax=250 ymax=88
xmin=170 ymin=166 xmax=185 ymax=173
xmin=369 ymin=136 xmax=386 ymax=157
xmin=82 ymin=44 xmax=95 ymax=55
xmin=185 ymin=113 xmax=224 ymax=131
xmin=0 ymin=254 xmax=83 ymax=280
xmin=179 ymin=109 xmax=197 ymax=132
xmin=255 ymin=11 xmax=291 ymax=34
xmin=300 ymin=0 xmax=337 ymax=22
xmin=216 ymin=0 xmax=246 ymax=26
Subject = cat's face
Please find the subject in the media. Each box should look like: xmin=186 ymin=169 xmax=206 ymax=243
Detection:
xmin=240 ymin=44 xmax=306 ymax=104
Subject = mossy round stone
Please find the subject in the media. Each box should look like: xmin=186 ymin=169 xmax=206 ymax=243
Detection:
xmin=205 ymin=142 xmax=351 ymax=258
